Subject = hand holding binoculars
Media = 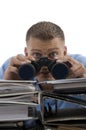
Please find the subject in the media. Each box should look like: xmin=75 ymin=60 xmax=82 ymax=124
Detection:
xmin=18 ymin=57 xmax=71 ymax=80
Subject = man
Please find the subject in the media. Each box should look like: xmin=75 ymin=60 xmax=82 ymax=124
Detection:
xmin=1 ymin=21 xmax=86 ymax=81
xmin=0 ymin=21 xmax=86 ymax=129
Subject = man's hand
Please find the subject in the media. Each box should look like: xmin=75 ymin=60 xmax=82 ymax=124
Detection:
xmin=4 ymin=54 xmax=34 ymax=80
xmin=56 ymin=55 xmax=86 ymax=78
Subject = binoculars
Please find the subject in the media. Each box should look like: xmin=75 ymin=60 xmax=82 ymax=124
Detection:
xmin=18 ymin=57 xmax=70 ymax=80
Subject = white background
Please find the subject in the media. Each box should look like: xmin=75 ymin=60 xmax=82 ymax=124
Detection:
xmin=0 ymin=0 xmax=86 ymax=66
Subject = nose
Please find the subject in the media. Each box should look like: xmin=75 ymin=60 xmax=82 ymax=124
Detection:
xmin=40 ymin=66 xmax=49 ymax=72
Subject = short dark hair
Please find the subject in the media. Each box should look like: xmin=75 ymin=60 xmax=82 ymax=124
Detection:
xmin=26 ymin=21 xmax=65 ymax=41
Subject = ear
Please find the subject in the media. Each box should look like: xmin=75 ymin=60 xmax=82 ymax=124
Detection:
xmin=24 ymin=47 xmax=28 ymax=56
xmin=64 ymin=46 xmax=67 ymax=55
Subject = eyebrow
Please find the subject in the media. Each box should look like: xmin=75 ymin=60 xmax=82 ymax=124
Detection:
xmin=47 ymin=48 xmax=59 ymax=51
xmin=31 ymin=49 xmax=42 ymax=52
xmin=31 ymin=48 xmax=59 ymax=52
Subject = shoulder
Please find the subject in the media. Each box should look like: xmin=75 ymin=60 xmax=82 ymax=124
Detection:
xmin=1 ymin=58 xmax=11 ymax=70
xmin=68 ymin=54 xmax=86 ymax=67
xmin=0 ymin=57 xmax=11 ymax=79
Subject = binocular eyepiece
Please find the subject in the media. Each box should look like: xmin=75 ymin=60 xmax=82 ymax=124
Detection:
xmin=18 ymin=57 xmax=70 ymax=80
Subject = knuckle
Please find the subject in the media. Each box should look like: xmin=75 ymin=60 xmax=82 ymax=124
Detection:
xmin=9 ymin=57 xmax=15 ymax=64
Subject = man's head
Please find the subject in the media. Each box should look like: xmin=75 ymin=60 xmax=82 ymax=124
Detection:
xmin=24 ymin=21 xmax=67 ymax=82
xmin=26 ymin=21 xmax=65 ymax=42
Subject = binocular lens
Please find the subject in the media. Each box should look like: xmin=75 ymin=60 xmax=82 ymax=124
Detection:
xmin=50 ymin=63 xmax=69 ymax=79
xmin=18 ymin=64 xmax=36 ymax=80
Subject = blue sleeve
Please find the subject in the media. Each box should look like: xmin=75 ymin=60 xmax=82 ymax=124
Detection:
xmin=0 ymin=58 xmax=10 ymax=79
xmin=69 ymin=54 xmax=86 ymax=67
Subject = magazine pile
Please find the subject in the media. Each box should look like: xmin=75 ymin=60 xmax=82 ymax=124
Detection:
xmin=0 ymin=78 xmax=86 ymax=128
xmin=38 ymin=78 xmax=86 ymax=127
xmin=0 ymin=80 xmax=39 ymax=124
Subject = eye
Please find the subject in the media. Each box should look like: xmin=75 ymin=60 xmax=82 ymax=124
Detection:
xmin=32 ymin=52 xmax=42 ymax=60
xmin=48 ymin=52 xmax=58 ymax=59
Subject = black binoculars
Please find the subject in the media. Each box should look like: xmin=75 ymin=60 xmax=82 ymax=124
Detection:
xmin=18 ymin=57 xmax=70 ymax=80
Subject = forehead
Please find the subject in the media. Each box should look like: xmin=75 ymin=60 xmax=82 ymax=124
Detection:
xmin=27 ymin=37 xmax=64 ymax=51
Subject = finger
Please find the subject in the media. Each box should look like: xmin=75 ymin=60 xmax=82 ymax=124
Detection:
xmin=9 ymin=57 xmax=25 ymax=67
xmin=68 ymin=64 xmax=85 ymax=78
xmin=55 ymin=56 xmax=66 ymax=63
xmin=10 ymin=57 xmax=23 ymax=66
xmin=6 ymin=66 xmax=18 ymax=74
xmin=4 ymin=66 xmax=19 ymax=80
xmin=66 ymin=55 xmax=81 ymax=65
xmin=16 ymin=54 xmax=26 ymax=61
xmin=16 ymin=54 xmax=31 ymax=63
xmin=56 ymin=56 xmax=69 ymax=63
xmin=17 ymin=54 xmax=36 ymax=63
xmin=55 ymin=56 xmax=72 ymax=68
xmin=26 ymin=55 xmax=35 ymax=61
xmin=56 ymin=55 xmax=79 ymax=65
xmin=10 ymin=56 xmax=30 ymax=67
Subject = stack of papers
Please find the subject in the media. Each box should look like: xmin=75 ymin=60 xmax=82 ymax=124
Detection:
xmin=39 ymin=78 xmax=86 ymax=94
xmin=0 ymin=78 xmax=86 ymax=128
xmin=0 ymin=80 xmax=39 ymax=122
